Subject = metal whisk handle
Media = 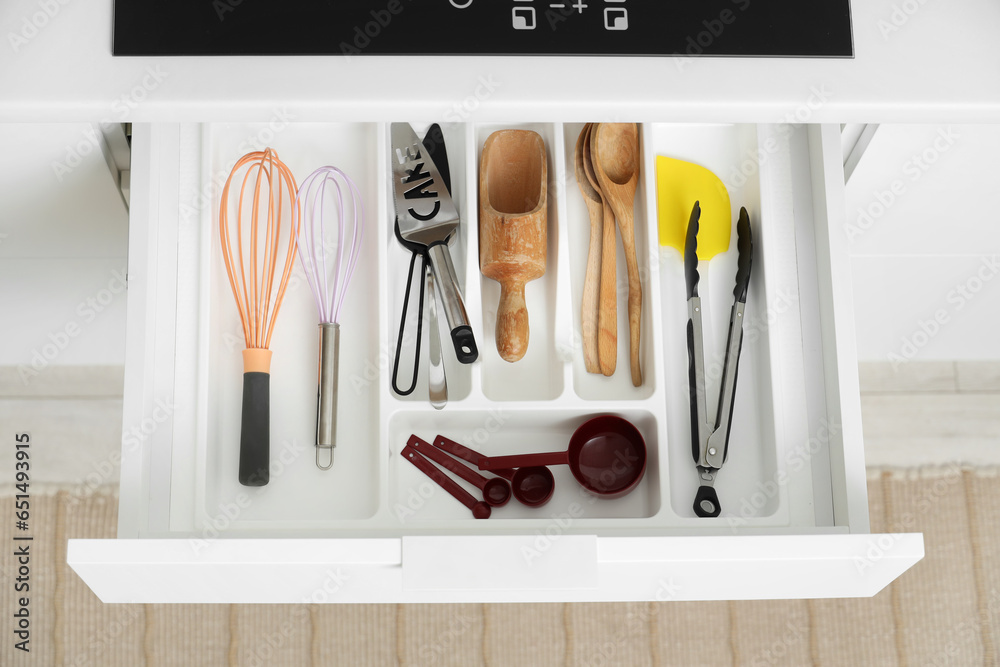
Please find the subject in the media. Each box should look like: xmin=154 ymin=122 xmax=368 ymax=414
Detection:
xmin=316 ymin=323 xmax=340 ymax=470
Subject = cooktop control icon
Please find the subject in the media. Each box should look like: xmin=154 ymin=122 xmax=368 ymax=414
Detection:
xmin=512 ymin=5 xmax=537 ymax=30
xmin=604 ymin=6 xmax=628 ymax=30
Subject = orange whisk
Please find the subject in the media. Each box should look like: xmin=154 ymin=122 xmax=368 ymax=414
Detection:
xmin=219 ymin=148 xmax=299 ymax=486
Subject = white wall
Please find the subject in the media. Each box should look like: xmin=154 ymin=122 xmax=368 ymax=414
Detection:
xmin=846 ymin=124 xmax=1000 ymax=362
xmin=0 ymin=124 xmax=128 ymax=374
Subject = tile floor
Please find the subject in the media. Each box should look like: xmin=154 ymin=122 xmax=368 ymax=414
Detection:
xmin=859 ymin=361 xmax=1000 ymax=467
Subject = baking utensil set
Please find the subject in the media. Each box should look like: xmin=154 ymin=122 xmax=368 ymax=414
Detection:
xmin=217 ymin=123 xmax=755 ymax=518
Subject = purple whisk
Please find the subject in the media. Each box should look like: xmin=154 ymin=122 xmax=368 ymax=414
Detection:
xmin=294 ymin=166 xmax=366 ymax=469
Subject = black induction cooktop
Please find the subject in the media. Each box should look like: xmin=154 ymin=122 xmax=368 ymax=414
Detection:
xmin=113 ymin=0 xmax=853 ymax=58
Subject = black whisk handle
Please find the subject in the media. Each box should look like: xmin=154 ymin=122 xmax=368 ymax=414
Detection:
xmin=239 ymin=372 xmax=270 ymax=487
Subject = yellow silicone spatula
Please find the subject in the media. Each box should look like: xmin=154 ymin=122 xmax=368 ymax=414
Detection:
xmin=655 ymin=155 xmax=732 ymax=259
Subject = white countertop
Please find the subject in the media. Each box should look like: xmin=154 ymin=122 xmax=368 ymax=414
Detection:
xmin=1 ymin=0 xmax=998 ymax=123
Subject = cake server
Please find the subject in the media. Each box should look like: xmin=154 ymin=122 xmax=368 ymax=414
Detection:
xmin=391 ymin=122 xmax=478 ymax=364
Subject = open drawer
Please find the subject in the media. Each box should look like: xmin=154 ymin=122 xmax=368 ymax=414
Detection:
xmin=68 ymin=122 xmax=922 ymax=603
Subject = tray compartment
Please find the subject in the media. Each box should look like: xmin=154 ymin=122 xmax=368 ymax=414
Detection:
xmin=561 ymin=123 xmax=658 ymax=402
xmin=644 ymin=123 xmax=803 ymax=521
xmin=387 ymin=408 xmax=661 ymax=522
xmin=202 ymin=122 xmax=383 ymax=525
xmin=473 ymin=122 xmax=565 ymax=402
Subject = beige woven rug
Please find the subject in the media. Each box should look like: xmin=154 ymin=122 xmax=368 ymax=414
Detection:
xmin=2 ymin=467 xmax=998 ymax=667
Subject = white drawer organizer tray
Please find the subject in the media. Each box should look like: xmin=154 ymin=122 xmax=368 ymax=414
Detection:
xmin=69 ymin=122 xmax=922 ymax=603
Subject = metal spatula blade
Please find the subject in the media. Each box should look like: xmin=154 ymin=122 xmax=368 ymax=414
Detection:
xmin=391 ymin=123 xmax=461 ymax=247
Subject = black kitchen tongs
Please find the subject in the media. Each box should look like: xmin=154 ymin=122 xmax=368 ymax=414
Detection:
xmin=685 ymin=202 xmax=753 ymax=518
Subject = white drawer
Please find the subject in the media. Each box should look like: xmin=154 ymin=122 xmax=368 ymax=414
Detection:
xmin=68 ymin=121 xmax=922 ymax=603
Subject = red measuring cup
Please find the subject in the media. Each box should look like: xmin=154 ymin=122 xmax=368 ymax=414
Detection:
xmin=401 ymin=437 xmax=490 ymax=519
xmin=478 ymin=416 xmax=646 ymax=499
xmin=409 ymin=436 xmax=511 ymax=507
xmin=433 ymin=435 xmax=555 ymax=508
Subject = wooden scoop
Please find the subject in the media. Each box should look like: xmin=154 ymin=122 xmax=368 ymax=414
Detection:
xmin=479 ymin=130 xmax=548 ymax=363
xmin=593 ymin=122 xmax=642 ymax=387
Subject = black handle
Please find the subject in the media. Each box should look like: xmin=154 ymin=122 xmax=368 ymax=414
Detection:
xmin=687 ymin=318 xmax=700 ymax=462
xmin=694 ymin=485 xmax=721 ymax=518
xmin=390 ymin=250 xmax=425 ymax=397
xmin=239 ymin=371 xmax=270 ymax=486
xmin=451 ymin=325 xmax=478 ymax=364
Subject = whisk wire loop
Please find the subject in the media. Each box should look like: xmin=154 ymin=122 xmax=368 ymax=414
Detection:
xmin=294 ymin=166 xmax=366 ymax=325
xmin=219 ymin=148 xmax=300 ymax=352
xmin=337 ymin=174 xmax=366 ymax=324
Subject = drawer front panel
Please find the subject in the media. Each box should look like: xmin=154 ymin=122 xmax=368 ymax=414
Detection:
xmin=69 ymin=534 xmax=922 ymax=603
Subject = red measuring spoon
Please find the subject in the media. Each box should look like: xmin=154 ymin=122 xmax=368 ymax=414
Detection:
xmin=401 ymin=437 xmax=490 ymax=519
xmin=433 ymin=435 xmax=555 ymax=508
xmin=478 ymin=416 xmax=646 ymax=499
xmin=409 ymin=436 xmax=511 ymax=507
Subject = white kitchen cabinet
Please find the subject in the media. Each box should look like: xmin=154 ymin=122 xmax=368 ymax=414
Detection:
xmin=66 ymin=120 xmax=923 ymax=603
xmin=846 ymin=124 xmax=1000 ymax=362
xmin=21 ymin=0 xmax=1000 ymax=604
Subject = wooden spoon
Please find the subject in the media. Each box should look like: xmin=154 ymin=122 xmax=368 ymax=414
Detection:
xmin=593 ymin=122 xmax=642 ymax=387
xmin=583 ymin=124 xmax=617 ymax=377
xmin=574 ymin=124 xmax=602 ymax=374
